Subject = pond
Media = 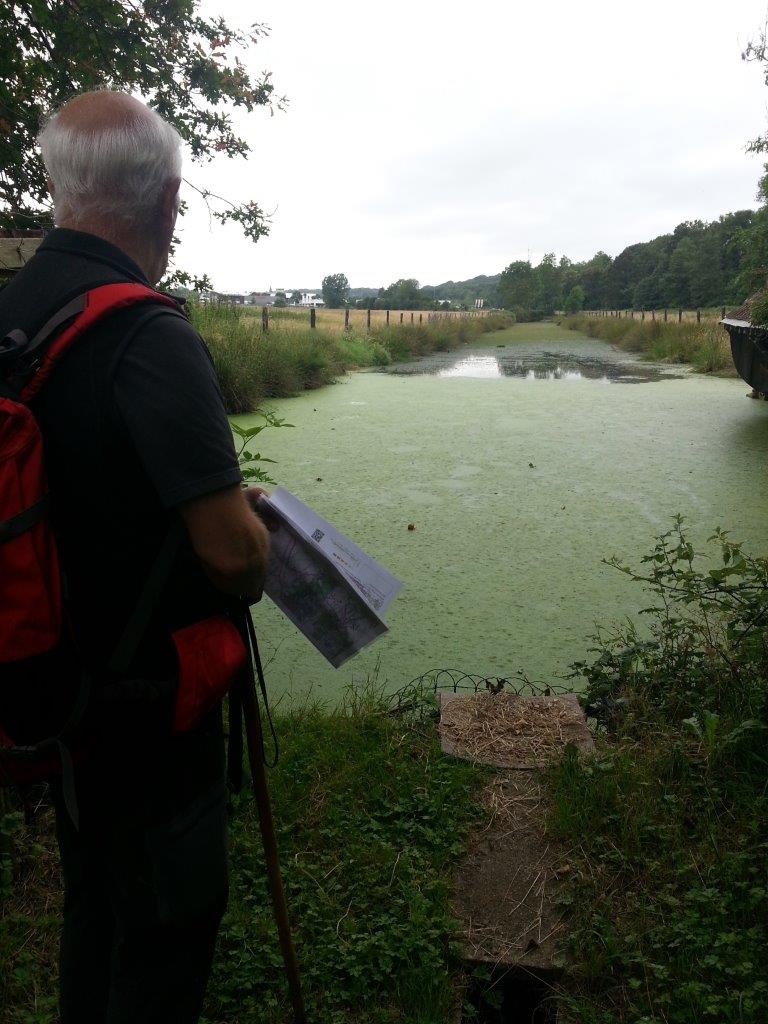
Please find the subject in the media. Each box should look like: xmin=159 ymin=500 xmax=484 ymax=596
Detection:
xmin=235 ymin=322 xmax=768 ymax=705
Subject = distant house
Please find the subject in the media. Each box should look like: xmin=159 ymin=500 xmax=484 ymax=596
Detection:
xmin=247 ymin=292 xmax=274 ymax=306
xmin=299 ymin=291 xmax=325 ymax=307
xmin=200 ymin=290 xmax=248 ymax=305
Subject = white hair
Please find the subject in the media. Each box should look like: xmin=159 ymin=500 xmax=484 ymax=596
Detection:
xmin=38 ymin=95 xmax=182 ymax=229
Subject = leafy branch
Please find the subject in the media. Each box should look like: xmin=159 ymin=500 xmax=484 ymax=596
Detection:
xmin=232 ymin=410 xmax=293 ymax=486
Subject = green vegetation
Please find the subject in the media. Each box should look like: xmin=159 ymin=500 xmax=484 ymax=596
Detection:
xmin=321 ymin=273 xmax=350 ymax=309
xmin=3 ymin=1 xmax=278 ymax=279
xmin=548 ymin=520 xmax=768 ymax=1023
xmin=356 ymin=201 xmax=765 ymax=319
xmin=561 ymin=313 xmax=733 ymax=373
xmin=0 ymin=691 xmax=487 ymax=1024
xmin=495 ymin=211 xmax=759 ymax=320
xmin=190 ymin=302 xmax=513 ymax=413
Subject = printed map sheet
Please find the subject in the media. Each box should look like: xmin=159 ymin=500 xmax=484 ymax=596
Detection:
xmin=258 ymin=488 xmax=402 ymax=668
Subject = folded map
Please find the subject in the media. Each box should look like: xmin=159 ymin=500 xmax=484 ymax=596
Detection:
xmin=257 ymin=487 xmax=402 ymax=668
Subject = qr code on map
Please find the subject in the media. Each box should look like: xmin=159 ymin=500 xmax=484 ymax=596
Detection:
xmin=311 ymin=528 xmax=325 ymax=543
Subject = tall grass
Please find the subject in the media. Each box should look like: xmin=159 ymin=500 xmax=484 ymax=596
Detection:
xmin=562 ymin=313 xmax=733 ymax=373
xmin=191 ymin=303 xmax=513 ymax=413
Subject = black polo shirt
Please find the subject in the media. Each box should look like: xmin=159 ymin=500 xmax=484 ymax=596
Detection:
xmin=0 ymin=229 xmax=242 ymax=680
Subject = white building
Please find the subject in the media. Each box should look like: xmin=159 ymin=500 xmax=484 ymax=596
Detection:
xmin=298 ymin=291 xmax=325 ymax=307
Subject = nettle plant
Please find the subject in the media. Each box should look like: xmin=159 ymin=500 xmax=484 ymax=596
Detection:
xmin=571 ymin=516 xmax=768 ymax=752
xmin=232 ymin=410 xmax=292 ymax=485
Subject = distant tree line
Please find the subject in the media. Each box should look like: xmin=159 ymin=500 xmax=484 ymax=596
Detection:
xmin=321 ymin=273 xmax=461 ymax=311
xmin=497 ymin=205 xmax=768 ymax=321
xmin=320 ymin=199 xmax=768 ymax=318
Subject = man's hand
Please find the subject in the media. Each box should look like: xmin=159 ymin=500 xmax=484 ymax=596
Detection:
xmin=179 ymin=484 xmax=271 ymax=602
xmin=243 ymin=485 xmax=280 ymax=533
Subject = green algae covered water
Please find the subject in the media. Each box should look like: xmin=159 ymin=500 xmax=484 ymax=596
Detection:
xmin=235 ymin=323 xmax=768 ymax=703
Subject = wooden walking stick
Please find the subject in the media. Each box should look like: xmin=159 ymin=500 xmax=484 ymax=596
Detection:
xmin=237 ymin=613 xmax=307 ymax=1024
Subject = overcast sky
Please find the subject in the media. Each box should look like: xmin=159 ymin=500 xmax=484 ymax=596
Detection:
xmin=176 ymin=0 xmax=768 ymax=291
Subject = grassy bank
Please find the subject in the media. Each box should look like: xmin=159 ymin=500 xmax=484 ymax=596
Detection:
xmin=547 ymin=520 xmax=768 ymax=1023
xmin=0 ymin=691 xmax=486 ymax=1024
xmin=190 ymin=303 xmax=513 ymax=413
xmin=562 ymin=313 xmax=733 ymax=373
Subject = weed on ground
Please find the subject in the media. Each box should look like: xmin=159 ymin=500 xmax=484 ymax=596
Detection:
xmin=547 ymin=519 xmax=768 ymax=1024
xmin=0 ymin=691 xmax=487 ymax=1024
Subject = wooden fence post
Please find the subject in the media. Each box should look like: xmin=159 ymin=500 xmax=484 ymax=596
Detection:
xmin=410 ymin=312 xmax=414 ymax=324
xmin=641 ymin=310 xmax=645 ymax=321
xmin=678 ymin=309 xmax=682 ymax=323
xmin=664 ymin=309 xmax=668 ymax=322
xmin=399 ymin=312 xmax=403 ymax=324
xmin=344 ymin=308 xmax=350 ymax=330
xmin=696 ymin=309 xmax=701 ymax=323
xmin=386 ymin=309 xmax=390 ymax=326
xmin=366 ymin=308 xmax=371 ymax=332
xmin=651 ymin=309 xmax=655 ymax=321
xmin=419 ymin=313 xmax=423 ymax=324
xmin=721 ymin=306 xmax=726 ymax=320
xmin=261 ymin=306 xmax=269 ymax=332
xmin=310 ymin=307 xmax=316 ymax=329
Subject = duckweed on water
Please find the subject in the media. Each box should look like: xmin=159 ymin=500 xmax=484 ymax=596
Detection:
xmin=237 ymin=324 xmax=768 ymax=702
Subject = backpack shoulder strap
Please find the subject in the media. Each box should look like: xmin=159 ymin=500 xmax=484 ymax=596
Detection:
xmin=18 ymin=283 xmax=178 ymax=402
xmin=106 ymin=302 xmax=190 ymax=384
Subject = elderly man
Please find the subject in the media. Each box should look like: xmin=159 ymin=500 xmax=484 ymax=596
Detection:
xmin=0 ymin=92 xmax=269 ymax=1022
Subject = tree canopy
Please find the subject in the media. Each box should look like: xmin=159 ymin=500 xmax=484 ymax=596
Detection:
xmin=491 ymin=210 xmax=760 ymax=319
xmin=1 ymin=0 xmax=280 ymax=244
xmin=321 ymin=272 xmax=350 ymax=308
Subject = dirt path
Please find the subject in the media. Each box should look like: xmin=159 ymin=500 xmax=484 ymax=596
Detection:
xmin=438 ymin=691 xmax=593 ymax=976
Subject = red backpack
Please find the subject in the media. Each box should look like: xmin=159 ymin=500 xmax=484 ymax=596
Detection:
xmin=0 ymin=283 xmax=246 ymax=818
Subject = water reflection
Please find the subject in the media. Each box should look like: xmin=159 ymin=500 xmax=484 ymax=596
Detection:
xmin=439 ymin=356 xmax=502 ymax=378
xmin=383 ymin=344 xmax=685 ymax=384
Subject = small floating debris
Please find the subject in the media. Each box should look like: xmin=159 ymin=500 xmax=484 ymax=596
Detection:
xmin=407 ymin=523 xmax=416 ymax=531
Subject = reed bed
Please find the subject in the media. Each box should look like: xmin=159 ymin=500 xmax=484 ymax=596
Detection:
xmin=191 ymin=303 xmax=513 ymax=413
xmin=563 ymin=313 xmax=733 ymax=373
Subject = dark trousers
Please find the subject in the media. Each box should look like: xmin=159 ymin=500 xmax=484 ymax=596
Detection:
xmin=51 ymin=720 xmax=229 ymax=1024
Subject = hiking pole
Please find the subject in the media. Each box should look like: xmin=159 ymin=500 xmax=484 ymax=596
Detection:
xmin=238 ymin=642 xmax=308 ymax=1024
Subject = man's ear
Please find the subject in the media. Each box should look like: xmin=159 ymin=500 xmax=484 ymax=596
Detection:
xmin=160 ymin=177 xmax=181 ymax=229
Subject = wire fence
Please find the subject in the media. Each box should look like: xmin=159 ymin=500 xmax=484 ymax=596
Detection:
xmin=234 ymin=305 xmax=493 ymax=334
xmin=582 ymin=307 xmax=727 ymax=324
xmin=387 ymin=668 xmax=574 ymax=724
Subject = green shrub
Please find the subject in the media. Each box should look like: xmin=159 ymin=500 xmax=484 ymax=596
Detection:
xmin=550 ymin=519 xmax=768 ymax=1023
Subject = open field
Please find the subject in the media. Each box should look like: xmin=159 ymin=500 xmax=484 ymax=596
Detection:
xmin=240 ymin=305 xmax=491 ymax=336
